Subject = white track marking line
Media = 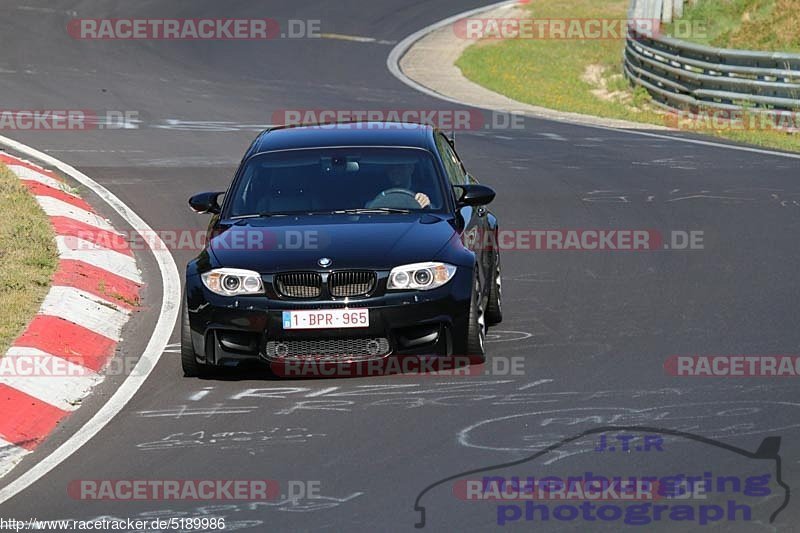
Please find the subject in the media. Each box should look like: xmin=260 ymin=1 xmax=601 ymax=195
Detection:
xmin=0 ymin=135 xmax=180 ymax=503
xmin=539 ymin=133 xmax=567 ymax=142
xmin=518 ymin=379 xmax=554 ymax=391
xmin=320 ymin=33 xmax=397 ymax=45
xmin=55 ymin=236 xmax=142 ymax=284
xmin=35 ymin=196 xmax=116 ymax=231
xmin=0 ymin=348 xmax=102 ymax=411
xmin=589 ymin=126 xmax=800 ymax=160
xmin=321 ymin=32 xmax=376 ymax=43
xmin=386 ymin=0 xmax=800 ymax=161
xmin=188 ymin=388 xmax=214 ymax=401
xmin=305 ymin=387 xmax=339 ymax=398
xmin=39 ymin=286 xmax=130 ymax=340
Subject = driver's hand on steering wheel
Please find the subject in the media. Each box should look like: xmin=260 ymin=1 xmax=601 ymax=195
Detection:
xmin=415 ymin=192 xmax=431 ymax=208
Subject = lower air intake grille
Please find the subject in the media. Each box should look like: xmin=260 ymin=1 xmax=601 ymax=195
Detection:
xmin=265 ymin=337 xmax=390 ymax=362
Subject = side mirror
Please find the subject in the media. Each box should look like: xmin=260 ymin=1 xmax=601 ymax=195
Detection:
xmin=188 ymin=191 xmax=224 ymax=214
xmin=455 ymin=184 xmax=495 ymax=207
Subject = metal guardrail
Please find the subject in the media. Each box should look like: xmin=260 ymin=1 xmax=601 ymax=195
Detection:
xmin=625 ymin=0 xmax=800 ymax=116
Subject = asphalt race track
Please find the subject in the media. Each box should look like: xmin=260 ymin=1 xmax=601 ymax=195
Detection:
xmin=1 ymin=1 xmax=800 ymax=531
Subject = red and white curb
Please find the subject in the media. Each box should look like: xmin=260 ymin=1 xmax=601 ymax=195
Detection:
xmin=0 ymin=153 xmax=142 ymax=479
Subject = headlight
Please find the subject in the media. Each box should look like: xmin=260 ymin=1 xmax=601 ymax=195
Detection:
xmin=201 ymin=268 xmax=263 ymax=296
xmin=387 ymin=262 xmax=456 ymax=291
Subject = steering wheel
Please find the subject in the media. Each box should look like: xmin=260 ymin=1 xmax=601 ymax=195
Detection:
xmin=368 ymin=188 xmax=420 ymax=209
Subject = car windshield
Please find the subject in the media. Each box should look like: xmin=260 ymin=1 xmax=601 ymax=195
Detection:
xmin=226 ymin=147 xmax=446 ymax=217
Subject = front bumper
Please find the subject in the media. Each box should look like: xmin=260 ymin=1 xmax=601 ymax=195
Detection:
xmin=185 ymin=268 xmax=473 ymax=367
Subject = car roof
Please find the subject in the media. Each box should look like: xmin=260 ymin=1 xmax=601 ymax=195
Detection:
xmin=251 ymin=121 xmax=437 ymax=154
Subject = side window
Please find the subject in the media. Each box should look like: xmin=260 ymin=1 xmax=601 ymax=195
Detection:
xmin=436 ymin=134 xmax=466 ymax=185
xmin=447 ymin=141 xmax=469 ymax=182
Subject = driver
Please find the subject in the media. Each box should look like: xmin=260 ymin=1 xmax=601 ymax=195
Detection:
xmin=373 ymin=163 xmax=431 ymax=208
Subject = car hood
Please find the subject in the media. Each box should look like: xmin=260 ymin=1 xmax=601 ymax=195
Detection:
xmin=207 ymin=214 xmax=459 ymax=272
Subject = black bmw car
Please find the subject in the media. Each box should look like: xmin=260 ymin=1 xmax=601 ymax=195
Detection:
xmin=182 ymin=121 xmax=501 ymax=376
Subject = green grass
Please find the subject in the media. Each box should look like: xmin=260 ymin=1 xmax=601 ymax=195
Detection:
xmin=0 ymin=163 xmax=58 ymax=356
xmin=457 ymin=0 xmax=663 ymax=123
xmin=455 ymin=0 xmax=800 ymax=153
xmin=663 ymin=0 xmax=800 ymax=53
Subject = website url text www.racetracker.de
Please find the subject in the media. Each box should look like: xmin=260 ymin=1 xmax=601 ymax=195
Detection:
xmin=0 ymin=517 xmax=225 ymax=531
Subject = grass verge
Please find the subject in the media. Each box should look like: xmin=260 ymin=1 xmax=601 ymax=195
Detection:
xmin=0 ymin=163 xmax=58 ymax=356
xmin=664 ymin=0 xmax=800 ymax=53
xmin=455 ymin=0 xmax=800 ymax=153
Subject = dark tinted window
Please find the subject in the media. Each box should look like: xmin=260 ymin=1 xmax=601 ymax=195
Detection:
xmin=436 ymin=134 xmax=466 ymax=185
xmin=226 ymin=147 xmax=445 ymax=216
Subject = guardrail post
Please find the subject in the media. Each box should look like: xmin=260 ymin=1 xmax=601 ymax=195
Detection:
xmin=662 ymin=0 xmax=674 ymax=23
xmin=674 ymin=0 xmax=684 ymax=19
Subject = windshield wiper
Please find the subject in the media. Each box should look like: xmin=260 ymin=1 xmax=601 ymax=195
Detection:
xmin=333 ymin=207 xmax=412 ymax=215
xmin=228 ymin=211 xmax=334 ymax=220
xmin=229 ymin=212 xmax=289 ymax=220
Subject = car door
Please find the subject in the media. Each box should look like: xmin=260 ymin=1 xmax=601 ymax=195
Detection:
xmin=435 ymin=133 xmax=491 ymax=291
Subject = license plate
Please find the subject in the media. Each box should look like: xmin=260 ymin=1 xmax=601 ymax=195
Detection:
xmin=282 ymin=309 xmax=369 ymax=330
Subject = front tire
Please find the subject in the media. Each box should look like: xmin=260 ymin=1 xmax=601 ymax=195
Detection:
xmin=464 ymin=271 xmax=486 ymax=363
xmin=485 ymin=252 xmax=503 ymax=326
xmin=181 ymin=301 xmax=208 ymax=377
